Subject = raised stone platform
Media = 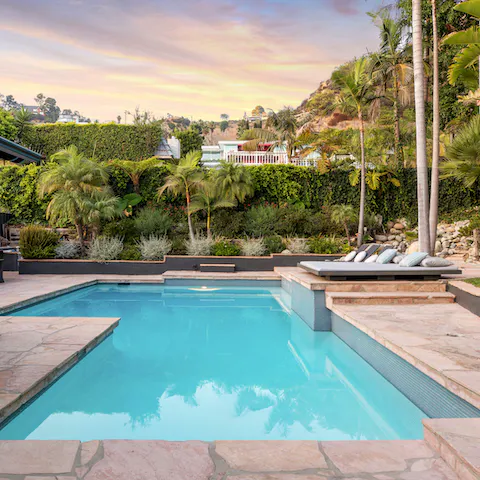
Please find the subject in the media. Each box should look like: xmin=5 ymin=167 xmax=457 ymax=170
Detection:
xmin=0 ymin=315 xmax=120 ymax=423
xmin=0 ymin=438 xmax=459 ymax=479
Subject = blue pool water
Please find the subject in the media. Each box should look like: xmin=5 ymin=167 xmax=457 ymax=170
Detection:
xmin=0 ymin=284 xmax=427 ymax=441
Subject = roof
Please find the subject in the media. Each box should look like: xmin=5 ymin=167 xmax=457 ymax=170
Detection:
xmin=155 ymin=138 xmax=173 ymax=159
xmin=0 ymin=136 xmax=43 ymax=165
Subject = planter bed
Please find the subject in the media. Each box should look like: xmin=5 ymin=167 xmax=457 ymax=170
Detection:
xmin=19 ymin=254 xmax=341 ymax=275
xmin=447 ymin=280 xmax=480 ymax=316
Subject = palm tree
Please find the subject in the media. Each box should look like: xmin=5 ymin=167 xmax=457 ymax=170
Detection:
xmin=38 ymin=146 xmax=109 ymax=252
xmin=331 ymin=204 xmax=357 ymax=246
xmin=332 ymin=57 xmax=373 ymax=247
xmin=109 ymin=157 xmax=162 ymax=194
xmin=189 ymin=179 xmax=236 ymax=238
xmin=412 ymin=0 xmax=431 ymax=253
xmin=83 ymin=188 xmax=120 ymax=239
xmin=429 ymin=0 xmax=441 ymax=253
xmin=14 ymin=107 xmax=33 ymax=143
xmin=157 ymin=151 xmax=204 ymax=241
xmin=215 ymin=161 xmax=254 ymax=202
xmin=370 ymin=10 xmax=412 ymax=166
xmin=441 ymin=115 xmax=480 ymax=187
xmin=349 ymin=164 xmax=400 ymax=192
xmin=240 ymin=108 xmax=298 ymax=161
xmin=442 ymin=0 xmax=480 ymax=91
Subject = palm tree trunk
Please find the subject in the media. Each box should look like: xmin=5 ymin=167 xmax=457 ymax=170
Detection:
xmin=413 ymin=0 xmax=431 ymax=253
xmin=185 ymin=187 xmax=195 ymax=241
xmin=207 ymin=207 xmax=212 ymax=239
xmin=393 ymin=69 xmax=401 ymax=167
xmin=357 ymin=110 xmax=366 ymax=248
xmin=344 ymin=222 xmax=350 ymax=246
xmin=75 ymin=221 xmax=85 ymax=255
xmin=429 ymin=0 xmax=440 ymax=254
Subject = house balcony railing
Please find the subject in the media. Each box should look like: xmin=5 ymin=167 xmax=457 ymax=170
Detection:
xmin=225 ymin=151 xmax=317 ymax=167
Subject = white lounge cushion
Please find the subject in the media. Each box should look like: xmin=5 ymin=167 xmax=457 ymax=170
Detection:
xmin=399 ymin=252 xmax=429 ymax=267
xmin=344 ymin=251 xmax=357 ymax=262
xmin=421 ymin=256 xmax=454 ymax=267
xmin=364 ymin=254 xmax=378 ymax=263
xmin=376 ymin=248 xmax=397 ymax=264
xmin=354 ymin=251 xmax=367 ymax=262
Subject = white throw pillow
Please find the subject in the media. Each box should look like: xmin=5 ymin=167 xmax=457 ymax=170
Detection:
xmin=354 ymin=251 xmax=367 ymax=262
xmin=364 ymin=254 xmax=378 ymax=263
xmin=399 ymin=252 xmax=429 ymax=267
xmin=344 ymin=251 xmax=357 ymax=262
xmin=420 ymin=256 xmax=454 ymax=267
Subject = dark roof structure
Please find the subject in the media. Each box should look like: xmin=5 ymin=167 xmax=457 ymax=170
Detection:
xmin=0 ymin=136 xmax=43 ymax=165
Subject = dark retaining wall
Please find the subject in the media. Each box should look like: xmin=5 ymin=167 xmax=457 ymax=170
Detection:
xmin=19 ymin=254 xmax=340 ymax=275
xmin=448 ymin=283 xmax=480 ymax=317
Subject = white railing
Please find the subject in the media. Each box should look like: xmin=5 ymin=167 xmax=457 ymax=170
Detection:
xmin=225 ymin=151 xmax=290 ymax=165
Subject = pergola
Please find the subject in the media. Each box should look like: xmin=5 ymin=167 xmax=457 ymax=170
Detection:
xmin=0 ymin=136 xmax=43 ymax=165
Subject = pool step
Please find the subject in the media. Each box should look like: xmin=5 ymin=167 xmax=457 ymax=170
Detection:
xmin=199 ymin=263 xmax=236 ymax=273
xmin=423 ymin=418 xmax=480 ymax=480
xmin=325 ymin=291 xmax=455 ymax=308
xmin=324 ymin=281 xmax=448 ymax=293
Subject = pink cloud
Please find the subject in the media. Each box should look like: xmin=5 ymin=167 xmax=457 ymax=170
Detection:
xmin=330 ymin=0 xmax=359 ymax=15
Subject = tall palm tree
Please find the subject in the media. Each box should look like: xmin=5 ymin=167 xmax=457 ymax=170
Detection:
xmin=109 ymin=157 xmax=162 ymax=194
xmin=332 ymin=57 xmax=373 ymax=247
xmin=412 ymin=0 xmax=431 ymax=253
xmin=189 ymin=179 xmax=236 ymax=238
xmin=370 ymin=10 xmax=413 ymax=165
xmin=38 ymin=146 xmax=109 ymax=252
xmin=157 ymin=151 xmax=204 ymax=241
xmin=215 ymin=161 xmax=254 ymax=202
xmin=441 ymin=115 xmax=480 ymax=186
xmin=429 ymin=0 xmax=441 ymax=253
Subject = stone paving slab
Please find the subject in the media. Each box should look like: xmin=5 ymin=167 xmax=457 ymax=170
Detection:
xmin=330 ymin=302 xmax=480 ymax=411
xmin=0 ymin=316 xmax=119 ymax=423
xmin=0 ymin=440 xmax=459 ymax=479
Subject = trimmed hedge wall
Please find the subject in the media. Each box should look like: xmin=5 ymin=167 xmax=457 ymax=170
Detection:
xmin=1 ymin=164 xmax=479 ymax=225
xmin=22 ymin=123 xmax=164 ymax=161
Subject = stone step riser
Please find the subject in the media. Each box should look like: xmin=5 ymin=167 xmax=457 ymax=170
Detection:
xmin=329 ymin=297 xmax=455 ymax=306
xmin=325 ymin=284 xmax=447 ymax=293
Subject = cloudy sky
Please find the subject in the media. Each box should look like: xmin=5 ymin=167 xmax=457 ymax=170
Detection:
xmin=0 ymin=0 xmax=385 ymax=122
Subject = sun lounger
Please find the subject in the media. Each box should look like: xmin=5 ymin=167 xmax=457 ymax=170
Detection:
xmin=299 ymin=260 xmax=462 ymax=280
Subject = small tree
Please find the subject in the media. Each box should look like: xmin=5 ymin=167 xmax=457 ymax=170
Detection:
xmin=215 ymin=161 xmax=253 ymax=202
xmin=109 ymin=157 xmax=162 ymax=194
xmin=331 ymin=204 xmax=358 ymax=246
xmin=157 ymin=151 xmax=204 ymax=241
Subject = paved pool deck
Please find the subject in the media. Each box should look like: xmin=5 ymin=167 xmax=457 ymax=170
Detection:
xmin=0 ymin=272 xmax=479 ymax=479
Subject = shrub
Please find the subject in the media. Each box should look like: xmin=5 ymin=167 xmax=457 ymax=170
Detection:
xmin=276 ymin=205 xmax=310 ymax=236
xmin=264 ymin=235 xmax=286 ymax=254
xmin=134 ymin=208 xmax=173 ymax=236
xmin=19 ymin=226 xmax=60 ymax=259
xmin=245 ymin=205 xmax=280 ymax=237
xmin=239 ymin=238 xmax=266 ymax=256
xmin=211 ymin=210 xmax=246 ymax=237
xmin=459 ymin=217 xmax=480 ymax=237
xmin=138 ymin=235 xmax=172 ymax=260
xmin=119 ymin=244 xmax=142 ymax=261
xmin=102 ymin=218 xmax=138 ymax=244
xmin=308 ymin=236 xmax=343 ymax=254
xmin=88 ymin=236 xmax=124 ymax=261
xmin=55 ymin=240 xmax=81 ymax=259
xmin=212 ymin=240 xmax=241 ymax=256
xmin=286 ymin=237 xmax=310 ymax=254
xmin=170 ymin=237 xmax=188 ymax=255
xmin=186 ymin=235 xmax=214 ymax=256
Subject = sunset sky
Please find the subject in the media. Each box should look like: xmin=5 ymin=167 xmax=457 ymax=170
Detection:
xmin=1 ymin=0 xmax=385 ymax=122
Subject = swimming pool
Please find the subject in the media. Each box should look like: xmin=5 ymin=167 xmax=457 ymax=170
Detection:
xmin=0 ymin=283 xmax=427 ymax=441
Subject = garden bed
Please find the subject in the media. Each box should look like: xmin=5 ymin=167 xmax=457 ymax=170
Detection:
xmin=19 ymin=254 xmax=340 ymax=275
xmin=447 ymin=280 xmax=480 ymax=316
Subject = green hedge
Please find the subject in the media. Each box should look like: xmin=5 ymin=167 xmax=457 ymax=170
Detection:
xmin=21 ymin=123 xmax=164 ymax=161
xmin=1 ymin=164 xmax=480 ymax=225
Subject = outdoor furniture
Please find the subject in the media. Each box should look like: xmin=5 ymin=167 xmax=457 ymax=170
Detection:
xmin=299 ymin=260 xmax=462 ymax=280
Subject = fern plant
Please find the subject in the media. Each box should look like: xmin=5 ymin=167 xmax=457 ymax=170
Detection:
xmin=19 ymin=226 xmax=60 ymax=259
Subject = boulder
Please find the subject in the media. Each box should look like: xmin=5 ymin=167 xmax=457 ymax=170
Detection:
xmin=375 ymin=235 xmax=388 ymax=242
xmin=281 ymin=249 xmax=292 ymax=255
xmin=387 ymin=221 xmax=395 ymax=229
xmin=434 ymin=241 xmax=442 ymax=253
xmin=394 ymin=223 xmax=405 ymax=230
xmin=407 ymin=241 xmax=419 ymax=254
xmin=395 ymin=235 xmax=403 ymax=242
xmin=388 ymin=235 xmax=396 ymax=241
